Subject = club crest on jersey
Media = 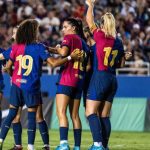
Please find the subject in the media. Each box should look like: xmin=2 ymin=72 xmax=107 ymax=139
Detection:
xmin=63 ymin=40 xmax=67 ymax=43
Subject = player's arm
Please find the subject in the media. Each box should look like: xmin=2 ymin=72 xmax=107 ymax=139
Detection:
xmin=119 ymin=51 xmax=132 ymax=68
xmin=47 ymin=44 xmax=62 ymax=54
xmin=46 ymin=49 xmax=81 ymax=68
xmin=3 ymin=59 xmax=13 ymax=76
xmin=0 ymin=53 xmax=5 ymax=60
xmin=120 ymin=57 xmax=125 ymax=68
xmin=47 ymin=47 xmax=58 ymax=54
xmin=56 ymin=46 xmax=69 ymax=57
xmin=41 ymin=43 xmax=59 ymax=54
xmin=48 ymin=45 xmax=69 ymax=56
xmin=86 ymin=0 xmax=97 ymax=33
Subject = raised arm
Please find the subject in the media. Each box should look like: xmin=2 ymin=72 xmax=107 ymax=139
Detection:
xmin=86 ymin=0 xmax=96 ymax=30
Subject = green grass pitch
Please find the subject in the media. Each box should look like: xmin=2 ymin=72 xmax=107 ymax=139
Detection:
xmin=3 ymin=129 xmax=150 ymax=150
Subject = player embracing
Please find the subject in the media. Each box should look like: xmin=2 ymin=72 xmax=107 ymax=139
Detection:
xmin=55 ymin=18 xmax=88 ymax=150
xmin=85 ymin=0 xmax=127 ymax=150
xmin=0 ymin=19 xmax=81 ymax=150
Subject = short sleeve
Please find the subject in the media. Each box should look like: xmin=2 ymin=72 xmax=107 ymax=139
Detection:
xmin=38 ymin=44 xmax=51 ymax=61
xmin=119 ymin=39 xmax=125 ymax=57
xmin=61 ymin=35 xmax=71 ymax=49
xmin=3 ymin=47 xmax=12 ymax=60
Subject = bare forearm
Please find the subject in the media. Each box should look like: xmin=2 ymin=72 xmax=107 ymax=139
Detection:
xmin=86 ymin=4 xmax=95 ymax=28
xmin=48 ymin=47 xmax=58 ymax=54
xmin=57 ymin=47 xmax=68 ymax=56
xmin=53 ymin=57 xmax=68 ymax=67
xmin=47 ymin=57 xmax=68 ymax=68
xmin=120 ymin=57 xmax=125 ymax=68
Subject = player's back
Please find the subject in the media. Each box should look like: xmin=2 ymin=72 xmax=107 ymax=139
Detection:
xmin=93 ymin=29 xmax=124 ymax=74
xmin=10 ymin=43 xmax=49 ymax=93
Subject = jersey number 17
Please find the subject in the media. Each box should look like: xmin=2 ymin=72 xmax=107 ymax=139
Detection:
xmin=104 ymin=47 xmax=118 ymax=67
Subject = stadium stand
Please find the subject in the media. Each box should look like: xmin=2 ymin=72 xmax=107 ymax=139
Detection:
xmin=0 ymin=0 xmax=150 ymax=75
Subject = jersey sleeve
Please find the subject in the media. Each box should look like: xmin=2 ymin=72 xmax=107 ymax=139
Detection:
xmin=2 ymin=47 xmax=12 ymax=60
xmin=38 ymin=44 xmax=51 ymax=61
xmin=61 ymin=35 xmax=71 ymax=49
xmin=119 ymin=39 xmax=125 ymax=57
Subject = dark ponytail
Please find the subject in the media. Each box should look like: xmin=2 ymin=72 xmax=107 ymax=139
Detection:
xmin=76 ymin=19 xmax=86 ymax=41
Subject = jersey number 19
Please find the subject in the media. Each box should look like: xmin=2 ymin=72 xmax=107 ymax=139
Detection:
xmin=16 ymin=55 xmax=33 ymax=76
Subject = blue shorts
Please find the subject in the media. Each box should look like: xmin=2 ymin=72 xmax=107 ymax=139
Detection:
xmin=9 ymin=83 xmax=42 ymax=107
xmin=87 ymin=71 xmax=117 ymax=103
xmin=56 ymin=84 xmax=82 ymax=100
xmin=0 ymin=81 xmax=4 ymax=93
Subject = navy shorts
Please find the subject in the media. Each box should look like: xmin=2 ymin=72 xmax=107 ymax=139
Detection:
xmin=56 ymin=84 xmax=82 ymax=100
xmin=9 ymin=83 xmax=42 ymax=107
xmin=87 ymin=71 xmax=117 ymax=103
xmin=0 ymin=81 xmax=5 ymax=94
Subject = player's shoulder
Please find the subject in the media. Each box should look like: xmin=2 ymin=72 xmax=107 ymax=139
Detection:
xmin=94 ymin=29 xmax=105 ymax=40
xmin=65 ymin=34 xmax=79 ymax=39
xmin=94 ymin=28 xmax=104 ymax=34
xmin=0 ymin=48 xmax=5 ymax=53
xmin=115 ymin=36 xmax=123 ymax=44
xmin=11 ymin=44 xmax=22 ymax=52
xmin=114 ymin=36 xmax=124 ymax=51
xmin=35 ymin=43 xmax=46 ymax=50
xmin=62 ymin=35 xmax=73 ymax=45
xmin=64 ymin=34 xmax=72 ymax=39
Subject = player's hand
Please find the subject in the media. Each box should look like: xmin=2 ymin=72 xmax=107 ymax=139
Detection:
xmin=3 ymin=67 xmax=8 ymax=73
xmin=3 ymin=67 xmax=13 ymax=76
xmin=85 ymin=0 xmax=95 ymax=6
xmin=56 ymin=44 xmax=61 ymax=49
xmin=70 ymin=49 xmax=81 ymax=60
xmin=125 ymin=51 xmax=132 ymax=60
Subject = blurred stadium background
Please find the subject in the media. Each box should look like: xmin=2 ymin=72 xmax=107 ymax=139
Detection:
xmin=0 ymin=0 xmax=150 ymax=149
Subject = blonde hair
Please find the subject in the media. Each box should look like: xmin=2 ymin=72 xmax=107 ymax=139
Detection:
xmin=101 ymin=12 xmax=116 ymax=38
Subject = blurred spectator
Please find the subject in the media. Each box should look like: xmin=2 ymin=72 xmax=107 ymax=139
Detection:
xmin=0 ymin=0 xmax=150 ymax=75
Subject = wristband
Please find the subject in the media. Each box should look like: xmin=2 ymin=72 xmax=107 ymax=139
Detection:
xmin=67 ymin=56 xmax=72 ymax=61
